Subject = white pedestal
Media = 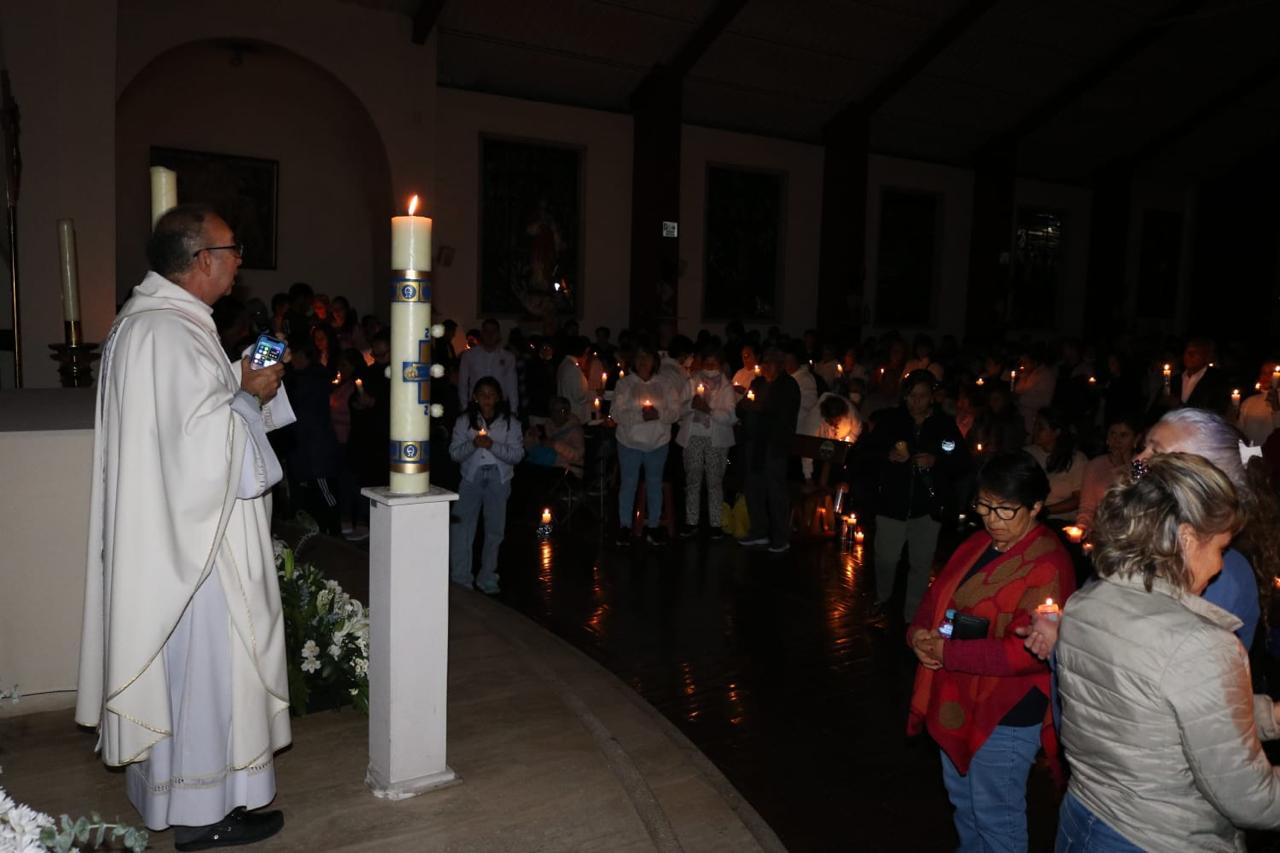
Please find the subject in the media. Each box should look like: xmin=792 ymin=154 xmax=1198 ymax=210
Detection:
xmin=362 ymin=485 xmax=460 ymax=799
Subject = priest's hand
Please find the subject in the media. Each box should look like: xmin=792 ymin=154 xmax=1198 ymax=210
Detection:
xmin=241 ymin=359 xmax=284 ymax=403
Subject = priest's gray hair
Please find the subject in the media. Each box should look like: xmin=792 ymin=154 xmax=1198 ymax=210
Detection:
xmin=147 ymin=203 xmax=216 ymax=280
xmin=1157 ymin=408 xmax=1245 ymax=490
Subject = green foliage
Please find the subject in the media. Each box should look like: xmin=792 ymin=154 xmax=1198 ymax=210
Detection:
xmin=274 ymin=541 xmax=370 ymax=716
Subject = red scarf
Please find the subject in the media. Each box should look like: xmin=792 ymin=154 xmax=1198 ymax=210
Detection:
xmin=907 ymin=524 xmax=1074 ymax=783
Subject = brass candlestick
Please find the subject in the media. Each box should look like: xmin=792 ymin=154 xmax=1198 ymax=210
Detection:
xmin=49 ymin=320 xmax=99 ymax=387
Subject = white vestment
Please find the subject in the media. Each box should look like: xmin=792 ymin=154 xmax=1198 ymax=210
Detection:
xmin=76 ymin=272 xmax=293 ymax=828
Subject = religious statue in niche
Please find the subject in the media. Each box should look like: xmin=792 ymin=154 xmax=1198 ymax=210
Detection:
xmin=480 ymin=138 xmax=581 ymax=330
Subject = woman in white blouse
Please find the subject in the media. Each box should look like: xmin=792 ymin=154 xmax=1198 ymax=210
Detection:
xmin=613 ymin=343 xmax=679 ymax=546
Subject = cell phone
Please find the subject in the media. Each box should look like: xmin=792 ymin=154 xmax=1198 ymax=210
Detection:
xmin=249 ymin=334 xmax=286 ymax=369
xmin=950 ymin=612 xmax=990 ymax=640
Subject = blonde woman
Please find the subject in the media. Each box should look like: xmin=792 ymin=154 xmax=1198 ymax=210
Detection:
xmin=1055 ymin=453 xmax=1280 ymax=852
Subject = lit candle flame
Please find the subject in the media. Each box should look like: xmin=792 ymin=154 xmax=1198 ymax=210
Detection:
xmin=697 ymin=383 xmax=705 ymax=395
xmin=407 ymin=194 xmax=419 ymax=216
xmin=746 ymin=390 xmax=755 ymax=401
xmin=976 ymin=377 xmax=984 ymax=386
xmin=541 ymin=507 xmax=552 ymax=525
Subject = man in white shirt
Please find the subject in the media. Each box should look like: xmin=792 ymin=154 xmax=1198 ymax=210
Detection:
xmin=458 ymin=318 xmax=519 ymax=410
xmin=557 ymin=336 xmax=593 ymax=423
xmin=784 ymin=346 xmax=820 ymax=482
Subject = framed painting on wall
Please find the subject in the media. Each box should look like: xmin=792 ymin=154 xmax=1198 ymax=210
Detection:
xmin=479 ymin=137 xmax=582 ymax=320
xmin=150 ymin=146 xmax=279 ymax=270
xmin=703 ymin=165 xmax=784 ymax=322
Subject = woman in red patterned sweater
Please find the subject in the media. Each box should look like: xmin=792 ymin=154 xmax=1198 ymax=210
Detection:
xmin=907 ymin=450 xmax=1076 ymax=852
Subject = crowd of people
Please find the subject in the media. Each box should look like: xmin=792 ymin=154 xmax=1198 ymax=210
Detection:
xmin=212 ymin=280 xmax=1280 ymax=848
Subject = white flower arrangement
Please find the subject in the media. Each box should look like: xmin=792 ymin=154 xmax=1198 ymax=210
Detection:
xmin=0 ymin=787 xmax=148 ymax=852
xmin=0 ymin=683 xmax=149 ymax=851
xmin=275 ymin=539 xmax=370 ymax=714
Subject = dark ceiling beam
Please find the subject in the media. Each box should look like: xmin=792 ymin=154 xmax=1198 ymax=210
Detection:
xmin=1121 ymin=56 xmax=1280 ymax=169
xmin=412 ymin=0 xmax=446 ymax=45
xmin=667 ymin=0 xmax=747 ymax=79
xmin=629 ymin=0 xmax=746 ymax=105
xmin=824 ymin=0 xmax=999 ymax=134
xmin=976 ymin=0 xmax=1204 ymax=156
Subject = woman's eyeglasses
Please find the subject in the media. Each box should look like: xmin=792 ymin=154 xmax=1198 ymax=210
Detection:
xmin=971 ymin=500 xmax=1022 ymax=521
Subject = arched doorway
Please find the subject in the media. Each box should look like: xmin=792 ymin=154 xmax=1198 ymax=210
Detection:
xmin=115 ymin=39 xmax=392 ymax=322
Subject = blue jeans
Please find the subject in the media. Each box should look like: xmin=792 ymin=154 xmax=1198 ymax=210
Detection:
xmin=1055 ymin=792 xmax=1143 ymax=852
xmin=940 ymin=724 xmax=1041 ymax=853
xmin=450 ymin=465 xmax=510 ymax=590
xmin=617 ymin=443 xmax=668 ymax=528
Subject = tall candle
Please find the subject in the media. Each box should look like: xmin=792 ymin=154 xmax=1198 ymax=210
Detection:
xmin=149 ymin=166 xmax=177 ymax=227
xmin=388 ymin=194 xmax=434 ymax=494
xmin=391 ymin=194 xmax=432 ymax=271
xmin=56 ymin=220 xmax=81 ymax=334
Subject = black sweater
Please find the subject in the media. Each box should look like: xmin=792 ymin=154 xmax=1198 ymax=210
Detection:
xmin=863 ymin=405 xmax=969 ymax=521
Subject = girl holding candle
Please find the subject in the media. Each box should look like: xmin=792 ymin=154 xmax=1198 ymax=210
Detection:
xmin=449 ymin=377 xmax=524 ymax=594
xmin=677 ymin=345 xmax=737 ymax=539
xmin=613 ymin=343 xmax=678 ymax=546
xmin=908 ymin=451 xmax=1074 ymax=853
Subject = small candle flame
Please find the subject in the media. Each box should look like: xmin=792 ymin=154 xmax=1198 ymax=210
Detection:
xmin=541 ymin=507 xmax=552 ymax=524
xmin=976 ymin=377 xmax=984 ymax=386
xmin=746 ymin=390 xmax=756 ymax=401
xmin=407 ymin=194 xmax=419 ymax=216
xmin=1088 ymin=376 xmax=1096 ymax=384
xmin=1044 ymin=598 xmax=1055 ymax=607
xmin=697 ymin=383 xmax=705 ymax=395
xmin=593 ymin=397 xmax=601 ymax=408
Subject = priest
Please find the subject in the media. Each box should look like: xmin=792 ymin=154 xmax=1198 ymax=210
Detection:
xmin=76 ymin=204 xmax=293 ymax=850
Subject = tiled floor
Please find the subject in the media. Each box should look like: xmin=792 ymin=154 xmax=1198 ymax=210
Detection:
xmin=0 ymin=589 xmax=779 ymax=852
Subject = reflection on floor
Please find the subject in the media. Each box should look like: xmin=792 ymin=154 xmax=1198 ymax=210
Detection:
xmin=490 ymin=503 xmax=1057 ymax=853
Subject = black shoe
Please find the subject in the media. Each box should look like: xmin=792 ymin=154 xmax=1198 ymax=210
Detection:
xmin=174 ymin=808 xmax=284 ymax=851
xmin=678 ymin=523 xmax=699 ymax=540
xmin=645 ymin=526 xmax=668 ymax=546
xmin=616 ymin=526 xmax=632 ymax=547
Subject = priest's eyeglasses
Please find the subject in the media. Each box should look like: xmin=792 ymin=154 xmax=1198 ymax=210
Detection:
xmin=193 ymin=243 xmax=245 ymax=259
xmin=971 ymin=500 xmax=1022 ymax=521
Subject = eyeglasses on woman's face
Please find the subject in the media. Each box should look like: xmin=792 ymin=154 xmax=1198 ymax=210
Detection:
xmin=972 ymin=499 xmax=1023 ymax=521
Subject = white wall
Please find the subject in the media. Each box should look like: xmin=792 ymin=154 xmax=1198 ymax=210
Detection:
xmin=864 ymin=154 xmax=975 ymax=339
xmin=434 ymin=88 xmax=634 ymax=334
xmin=2 ymin=0 xmax=118 ymax=390
xmin=115 ymin=41 xmax=392 ymax=315
xmin=0 ymin=420 xmax=93 ymax=715
xmin=0 ymin=0 xmax=437 ymax=389
xmin=679 ymin=125 xmax=824 ymax=336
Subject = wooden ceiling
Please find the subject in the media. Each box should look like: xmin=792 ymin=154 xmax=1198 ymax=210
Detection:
xmin=347 ymin=0 xmax=1280 ymax=183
